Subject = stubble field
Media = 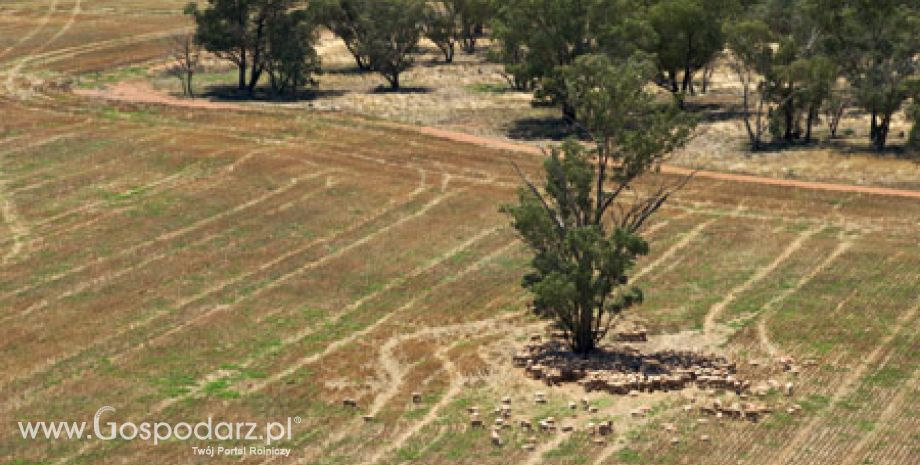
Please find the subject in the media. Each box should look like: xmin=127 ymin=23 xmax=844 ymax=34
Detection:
xmin=1 ymin=2 xmax=918 ymax=465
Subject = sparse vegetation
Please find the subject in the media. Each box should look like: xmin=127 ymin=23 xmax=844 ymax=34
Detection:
xmin=1 ymin=1 xmax=919 ymax=465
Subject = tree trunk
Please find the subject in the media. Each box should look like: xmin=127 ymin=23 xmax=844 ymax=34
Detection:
xmin=444 ymin=42 xmax=454 ymax=63
xmin=784 ymin=99 xmax=795 ymax=141
xmin=874 ymin=113 xmax=891 ymax=151
xmin=571 ymin=306 xmax=596 ymax=357
xmin=805 ymin=106 xmax=815 ymax=143
xmin=562 ymin=101 xmax=577 ymax=122
xmin=870 ymin=110 xmax=878 ymax=141
xmin=186 ymin=71 xmax=194 ymax=97
xmin=387 ymin=72 xmax=400 ymax=90
xmin=248 ymin=66 xmax=262 ymax=95
xmin=701 ymin=64 xmax=712 ymax=94
xmin=238 ymin=48 xmax=247 ymax=91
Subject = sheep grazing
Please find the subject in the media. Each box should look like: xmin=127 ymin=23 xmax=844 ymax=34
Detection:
xmin=568 ymin=401 xmax=577 ymax=410
xmin=539 ymin=418 xmax=557 ymax=433
xmin=342 ymin=398 xmax=358 ymax=408
xmin=362 ymin=415 xmax=375 ymax=422
xmin=412 ymin=392 xmax=422 ymax=403
xmin=534 ymin=392 xmax=547 ymax=404
xmin=502 ymin=396 xmax=512 ymax=404
xmin=784 ymin=382 xmax=794 ymax=397
xmin=470 ymin=416 xmax=484 ymax=428
xmin=490 ymin=429 xmax=503 ymax=446
xmin=561 ymin=423 xmax=575 ymax=432
xmin=597 ymin=421 xmax=613 ymax=436
xmin=519 ymin=419 xmax=533 ymax=430
xmin=522 ymin=443 xmax=536 ymax=451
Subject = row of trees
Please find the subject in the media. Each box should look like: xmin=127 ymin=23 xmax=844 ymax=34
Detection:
xmin=726 ymin=0 xmax=920 ymax=150
xmin=185 ymin=0 xmax=490 ymax=94
xmin=312 ymin=0 xmax=491 ymax=87
xmin=185 ymin=0 xmax=920 ymax=150
xmin=488 ymin=0 xmax=920 ymax=150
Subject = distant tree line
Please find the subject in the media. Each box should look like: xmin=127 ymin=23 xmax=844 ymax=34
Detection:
xmin=184 ymin=0 xmax=490 ymax=94
xmin=184 ymin=0 xmax=920 ymax=150
xmin=489 ymin=0 xmax=920 ymax=151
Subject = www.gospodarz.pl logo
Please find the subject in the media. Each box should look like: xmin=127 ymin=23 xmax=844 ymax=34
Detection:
xmin=17 ymin=406 xmax=301 ymax=447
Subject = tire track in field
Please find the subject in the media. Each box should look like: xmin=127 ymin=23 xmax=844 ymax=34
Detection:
xmin=0 ymin=122 xmax=482 ymax=253
xmin=0 ymin=0 xmax=58 ymax=62
xmin=0 ymin=167 xmax=187 ymax=251
xmin=756 ymin=235 xmax=856 ymax=357
xmin=0 ymin=167 xmax=337 ymax=322
xmin=121 ymin=185 xmax=458 ymax=363
xmin=703 ymin=224 xmax=824 ymax=335
xmin=631 ymin=215 xmax=715 ymax=283
xmin=4 ymin=129 xmax=168 ymax=195
xmin=51 ymin=238 xmax=514 ymax=465
xmin=837 ymin=370 xmax=919 ymax=465
xmin=7 ymin=153 xmax=119 ymax=195
xmin=2 ymin=173 xmax=336 ymax=411
xmin=276 ymin=298 xmax=532 ymax=465
xmin=794 ymin=317 xmax=919 ymax=465
xmin=357 ymin=331 xmax=502 ymax=465
xmin=154 ymin=226 xmax=504 ymax=418
xmin=0 ymin=179 xmax=28 ymax=265
xmin=0 ymin=145 xmax=262 ymax=253
xmin=770 ymin=298 xmax=920 ymax=465
xmin=1 ymin=172 xmax=430 ymax=406
xmin=245 ymin=239 xmax=519 ymax=395
xmin=0 ymin=125 xmax=88 ymax=161
xmin=5 ymin=25 xmax=183 ymax=96
xmin=18 ymin=28 xmax=190 ymax=67
xmin=4 ymin=0 xmax=79 ymax=95
xmin=296 ymin=312 xmax=520 ymax=465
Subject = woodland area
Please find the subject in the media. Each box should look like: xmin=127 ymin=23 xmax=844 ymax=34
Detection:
xmin=183 ymin=0 xmax=920 ymax=151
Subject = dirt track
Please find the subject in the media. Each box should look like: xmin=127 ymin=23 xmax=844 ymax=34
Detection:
xmin=74 ymin=81 xmax=920 ymax=200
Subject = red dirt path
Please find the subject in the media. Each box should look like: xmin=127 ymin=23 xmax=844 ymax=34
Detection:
xmin=75 ymin=81 xmax=920 ymax=200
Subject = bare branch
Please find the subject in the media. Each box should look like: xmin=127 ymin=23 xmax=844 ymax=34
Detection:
xmin=511 ymin=161 xmax=565 ymax=231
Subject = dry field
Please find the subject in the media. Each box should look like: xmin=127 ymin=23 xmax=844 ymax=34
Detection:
xmin=1 ymin=3 xmax=919 ymax=465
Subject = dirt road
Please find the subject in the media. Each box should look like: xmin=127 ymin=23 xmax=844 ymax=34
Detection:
xmin=74 ymin=81 xmax=920 ymax=200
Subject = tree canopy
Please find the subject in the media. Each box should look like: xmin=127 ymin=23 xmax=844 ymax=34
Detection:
xmin=503 ymin=54 xmax=694 ymax=355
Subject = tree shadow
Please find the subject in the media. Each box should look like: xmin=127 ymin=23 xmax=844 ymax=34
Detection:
xmin=521 ymin=339 xmax=736 ymax=378
xmin=200 ymin=84 xmax=348 ymax=102
xmin=324 ymin=66 xmax=372 ymax=76
xmin=506 ymin=116 xmax=589 ymax=142
xmin=683 ymin=100 xmax=747 ymax=122
xmin=370 ymin=85 xmax=432 ymax=94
